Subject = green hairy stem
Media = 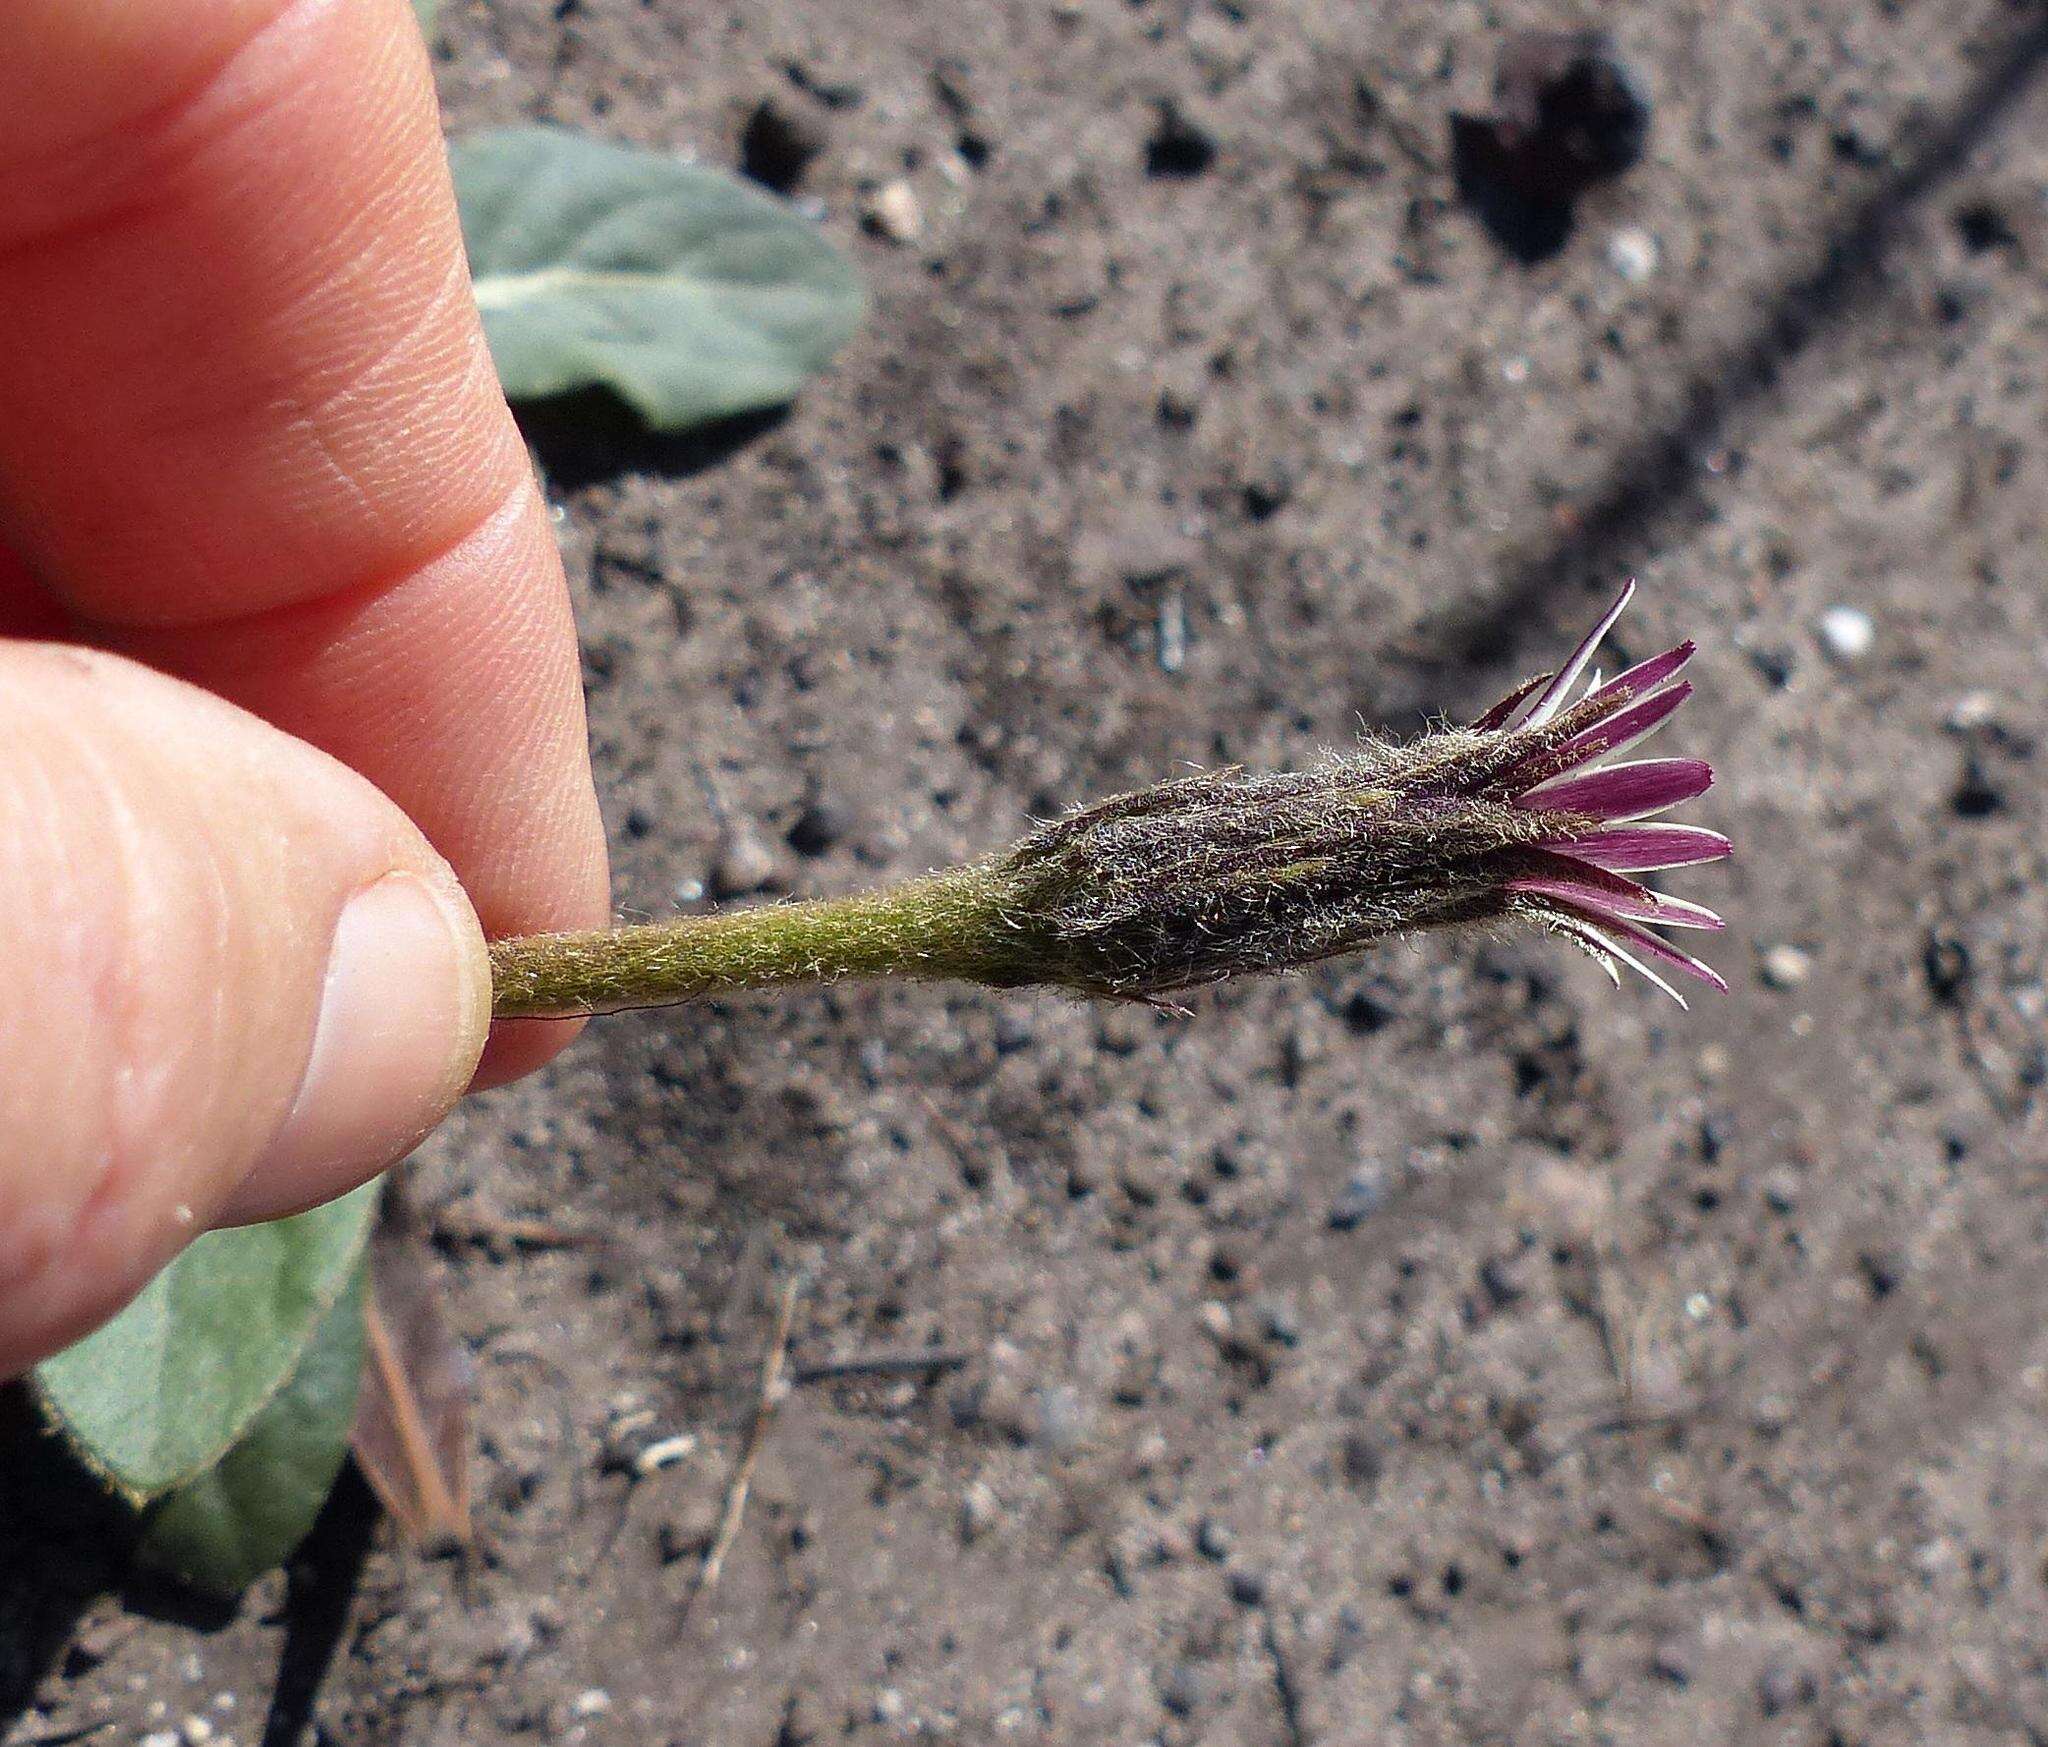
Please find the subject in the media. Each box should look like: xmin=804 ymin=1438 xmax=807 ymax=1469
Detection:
xmin=489 ymin=869 xmax=1034 ymax=1018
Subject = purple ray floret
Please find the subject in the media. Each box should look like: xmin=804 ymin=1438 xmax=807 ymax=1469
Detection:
xmin=1558 ymin=824 xmax=1732 ymax=872
xmin=1469 ymin=584 xmax=1731 ymax=1005
xmin=1519 ymin=756 xmax=1713 ymax=821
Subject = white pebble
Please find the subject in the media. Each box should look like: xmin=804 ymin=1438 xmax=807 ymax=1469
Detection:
xmin=1947 ymin=690 xmax=1999 ymax=731
xmin=960 ymin=1477 xmax=999 ymax=1543
xmin=143 ymin=1734 xmax=181 ymax=1747
xmin=865 ymin=180 xmax=924 ymax=244
xmin=1607 ymin=228 xmax=1659 ymax=283
xmin=1761 ymin=944 xmax=1811 ymax=989
xmin=631 ymin=1433 xmax=699 ymax=1476
xmin=571 ymin=1690 xmax=612 ymax=1718
xmin=180 ymin=1718 xmax=214 ymax=1747
xmin=1817 ymin=605 xmax=1874 ymax=662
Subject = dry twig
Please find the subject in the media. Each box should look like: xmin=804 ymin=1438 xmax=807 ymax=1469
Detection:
xmin=691 ymin=1274 xmax=801 ymax=1610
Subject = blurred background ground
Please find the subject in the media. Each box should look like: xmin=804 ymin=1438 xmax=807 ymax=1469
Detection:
xmin=6 ymin=1 xmax=2048 ymax=1742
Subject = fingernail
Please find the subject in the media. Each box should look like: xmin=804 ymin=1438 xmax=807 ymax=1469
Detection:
xmin=234 ymin=872 xmax=487 ymax=1222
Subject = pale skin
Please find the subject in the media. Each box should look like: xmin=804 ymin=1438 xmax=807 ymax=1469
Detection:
xmin=0 ymin=0 xmax=610 ymax=1377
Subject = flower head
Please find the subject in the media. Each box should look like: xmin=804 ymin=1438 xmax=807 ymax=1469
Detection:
xmin=990 ymin=580 xmax=1729 ymax=1004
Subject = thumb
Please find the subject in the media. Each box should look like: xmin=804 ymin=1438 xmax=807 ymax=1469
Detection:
xmin=0 ymin=644 xmax=492 ymax=1377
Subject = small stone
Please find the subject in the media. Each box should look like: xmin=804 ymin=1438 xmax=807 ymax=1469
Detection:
xmin=1227 ymin=1568 xmax=1266 ymax=1606
xmin=787 ymin=799 xmax=851 ymax=857
xmin=658 ymin=1498 xmax=721 ymax=1563
xmin=1029 ymin=1383 xmax=1091 ymax=1452
xmin=1194 ymin=1516 xmax=1234 ymax=1561
xmin=960 ymin=1478 xmax=999 ymax=1544
xmin=873 ymin=1688 xmax=907 ymax=1724
xmin=1760 ymin=944 xmax=1811 ymax=989
xmin=1816 ymin=604 xmax=1874 ymax=662
xmin=1157 ymin=589 xmax=1188 ymax=673
xmin=864 ymin=180 xmax=923 ymax=244
xmin=1159 ymin=1662 xmax=1205 ymax=1717
xmin=631 ymin=1432 xmax=699 ymax=1477
xmin=1254 ymin=1293 xmax=1301 ymax=1347
xmin=1607 ymin=227 xmax=1658 ymax=282
xmin=1328 ymin=1168 xmax=1387 ymax=1231
xmin=143 ymin=1734 xmax=180 ymax=1747
xmin=1762 ymin=1168 xmax=1800 ymax=1213
xmin=711 ymin=831 xmax=775 ymax=897
xmin=1650 ymin=1638 xmax=1694 ymax=1686
xmin=1947 ymin=690 xmax=1999 ymax=731
xmin=1757 ymin=1661 xmax=1814 ymax=1716
xmin=180 ymin=1719 xmax=215 ymax=1747
xmin=571 ymin=1690 xmax=612 ymax=1719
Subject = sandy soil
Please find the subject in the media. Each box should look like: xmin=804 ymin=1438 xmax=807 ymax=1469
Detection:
xmin=6 ymin=1 xmax=2048 ymax=1743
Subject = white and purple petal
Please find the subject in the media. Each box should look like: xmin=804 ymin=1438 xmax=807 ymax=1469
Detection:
xmin=1554 ymin=824 xmax=1733 ymax=873
xmin=1509 ymin=872 xmax=1725 ymax=931
xmin=1515 ymin=579 xmax=1637 ymax=730
xmin=1518 ymin=756 xmax=1714 ymax=821
xmin=1550 ymin=908 xmax=1730 ymax=999
xmin=1582 ymin=639 xmax=1695 ymax=711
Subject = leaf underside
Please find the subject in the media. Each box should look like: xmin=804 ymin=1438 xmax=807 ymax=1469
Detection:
xmin=31 ymin=1183 xmax=380 ymax=1502
xmin=135 ymin=1267 xmax=368 ymax=1598
xmin=450 ymin=126 xmax=866 ymax=430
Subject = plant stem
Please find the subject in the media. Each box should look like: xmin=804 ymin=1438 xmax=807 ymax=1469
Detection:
xmin=489 ymin=868 xmax=1029 ymax=1018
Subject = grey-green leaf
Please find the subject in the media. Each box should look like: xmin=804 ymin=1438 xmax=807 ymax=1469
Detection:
xmin=450 ymin=126 xmax=866 ymax=430
xmin=32 ymin=1183 xmax=379 ymax=1503
xmin=135 ymin=1267 xmax=367 ymax=1598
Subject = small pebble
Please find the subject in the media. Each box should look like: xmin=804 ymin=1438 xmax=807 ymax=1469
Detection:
xmin=1195 ymin=1516 xmax=1234 ymax=1561
xmin=1029 ymin=1383 xmax=1091 ymax=1452
xmin=711 ymin=832 xmax=775 ymax=897
xmin=180 ymin=1720 xmax=215 ymax=1747
xmin=864 ymin=180 xmax=923 ymax=244
xmin=1947 ymin=690 xmax=1999 ymax=731
xmin=571 ymin=1691 xmax=612 ymax=1719
xmin=1761 ymin=1168 xmax=1801 ymax=1213
xmin=1159 ymin=1662 xmax=1206 ymax=1717
xmin=961 ymin=1478 xmax=999 ymax=1544
xmin=1757 ymin=1661 xmax=1813 ymax=1716
xmin=143 ymin=1734 xmax=180 ymax=1747
xmin=1254 ymin=1294 xmax=1301 ymax=1347
xmin=1760 ymin=944 xmax=1811 ymax=989
xmin=1650 ymin=1638 xmax=1694 ymax=1686
xmin=1607 ymin=227 xmax=1659 ymax=282
xmin=631 ymin=1433 xmax=699 ymax=1477
xmin=1157 ymin=589 xmax=1188 ymax=673
xmin=1227 ymin=1568 xmax=1266 ymax=1606
xmin=1816 ymin=604 xmax=1874 ymax=662
xmin=1327 ymin=1168 xmax=1387 ymax=1231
